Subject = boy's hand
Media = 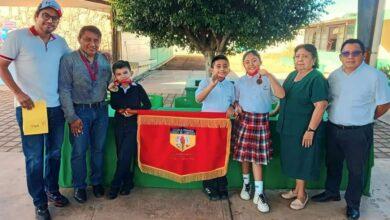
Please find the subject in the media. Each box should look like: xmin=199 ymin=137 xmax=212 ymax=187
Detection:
xmin=108 ymin=82 xmax=119 ymax=92
xmin=211 ymin=74 xmax=219 ymax=86
xmin=226 ymin=106 xmax=235 ymax=118
xmin=235 ymin=104 xmax=243 ymax=116
xmin=122 ymin=108 xmax=137 ymax=117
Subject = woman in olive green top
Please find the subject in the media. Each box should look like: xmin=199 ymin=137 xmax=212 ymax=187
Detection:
xmin=277 ymin=44 xmax=328 ymax=210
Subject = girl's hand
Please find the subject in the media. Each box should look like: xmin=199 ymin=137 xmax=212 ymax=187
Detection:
xmin=108 ymin=82 xmax=119 ymax=92
xmin=259 ymin=68 xmax=270 ymax=76
xmin=301 ymin=131 xmax=314 ymax=148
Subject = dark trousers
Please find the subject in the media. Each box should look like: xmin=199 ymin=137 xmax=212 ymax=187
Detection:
xmin=203 ymin=176 xmax=228 ymax=192
xmin=325 ymin=122 xmax=373 ymax=210
xmin=16 ymin=106 xmax=65 ymax=207
xmin=111 ymin=120 xmax=137 ymax=188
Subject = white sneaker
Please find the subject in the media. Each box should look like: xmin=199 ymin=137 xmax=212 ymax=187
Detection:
xmin=240 ymin=184 xmax=251 ymax=200
xmin=257 ymin=194 xmax=270 ymax=213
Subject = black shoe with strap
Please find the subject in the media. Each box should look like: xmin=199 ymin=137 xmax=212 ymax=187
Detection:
xmin=46 ymin=191 xmax=70 ymax=207
xmin=35 ymin=205 xmax=51 ymax=220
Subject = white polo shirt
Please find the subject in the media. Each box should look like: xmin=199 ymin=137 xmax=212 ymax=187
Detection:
xmin=235 ymin=74 xmax=274 ymax=113
xmin=328 ymin=62 xmax=390 ymax=126
xmin=0 ymin=27 xmax=70 ymax=107
xmin=195 ymin=78 xmax=235 ymax=112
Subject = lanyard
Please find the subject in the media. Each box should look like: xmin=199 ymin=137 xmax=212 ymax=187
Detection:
xmin=79 ymin=50 xmax=98 ymax=81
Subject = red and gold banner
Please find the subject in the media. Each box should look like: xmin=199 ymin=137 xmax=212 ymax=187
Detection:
xmin=137 ymin=110 xmax=231 ymax=183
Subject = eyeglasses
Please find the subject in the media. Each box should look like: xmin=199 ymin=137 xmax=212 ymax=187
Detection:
xmin=341 ymin=50 xmax=362 ymax=58
xmin=41 ymin=12 xmax=60 ymax=23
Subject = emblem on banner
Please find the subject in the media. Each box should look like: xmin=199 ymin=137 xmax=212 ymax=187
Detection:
xmin=170 ymin=128 xmax=196 ymax=152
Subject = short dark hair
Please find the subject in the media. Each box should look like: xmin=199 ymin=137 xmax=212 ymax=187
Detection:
xmin=112 ymin=60 xmax=131 ymax=74
xmin=242 ymin=50 xmax=261 ymax=62
xmin=78 ymin=25 xmax=102 ymax=39
xmin=34 ymin=6 xmax=41 ymax=18
xmin=340 ymin=39 xmax=365 ymax=54
xmin=211 ymin=55 xmax=229 ymax=68
xmin=294 ymin=44 xmax=319 ymax=69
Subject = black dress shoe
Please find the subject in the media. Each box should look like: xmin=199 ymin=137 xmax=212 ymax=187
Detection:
xmin=46 ymin=191 xmax=70 ymax=207
xmin=74 ymin=188 xmax=87 ymax=203
xmin=107 ymin=187 xmax=119 ymax=200
xmin=93 ymin=184 xmax=105 ymax=198
xmin=203 ymin=187 xmax=220 ymax=201
xmin=119 ymin=184 xmax=133 ymax=196
xmin=347 ymin=206 xmax=360 ymax=220
xmin=311 ymin=191 xmax=341 ymax=202
xmin=35 ymin=205 xmax=51 ymax=220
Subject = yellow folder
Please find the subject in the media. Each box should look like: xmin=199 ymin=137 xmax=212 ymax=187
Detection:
xmin=22 ymin=100 xmax=49 ymax=135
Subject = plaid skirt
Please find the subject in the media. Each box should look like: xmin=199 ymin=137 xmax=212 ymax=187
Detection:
xmin=233 ymin=111 xmax=272 ymax=165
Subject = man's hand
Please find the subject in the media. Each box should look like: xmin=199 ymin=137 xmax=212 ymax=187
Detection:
xmin=16 ymin=91 xmax=34 ymax=110
xmin=70 ymin=119 xmax=83 ymax=136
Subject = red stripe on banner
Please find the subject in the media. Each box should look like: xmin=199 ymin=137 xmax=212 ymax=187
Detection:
xmin=138 ymin=110 xmax=227 ymax=118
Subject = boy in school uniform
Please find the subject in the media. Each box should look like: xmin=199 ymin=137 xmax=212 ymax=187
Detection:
xmin=107 ymin=60 xmax=151 ymax=199
xmin=195 ymin=55 xmax=235 ymax=200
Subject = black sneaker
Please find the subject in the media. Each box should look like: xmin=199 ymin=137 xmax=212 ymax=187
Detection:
xmin=203 ymin=187 xmax=219 ymax=201
xmin=35 ymin=205 xmax=51 ymax=220
xmin=46 ymin=191 xmax=70 ymax=207
xmin=93 ymin=184 xmax=105 ymax=198
xmin=107 ymin=187 xmax=119 ymax=200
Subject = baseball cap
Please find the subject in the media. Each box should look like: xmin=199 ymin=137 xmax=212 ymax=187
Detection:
xmin=38 ymin=0 xmax=63 ymax=17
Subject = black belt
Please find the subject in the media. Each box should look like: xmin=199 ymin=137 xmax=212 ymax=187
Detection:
xmin=329 ymin=121 xmax=371 ymax=130
xmin=74 ymin=101 xmax=107 ymax=108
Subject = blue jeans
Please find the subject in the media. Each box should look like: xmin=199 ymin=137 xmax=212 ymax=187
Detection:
xmin=16 ymin=106 xmax=65 ymax=207
xmin=70 ymin=105 xmax=108 ymax=189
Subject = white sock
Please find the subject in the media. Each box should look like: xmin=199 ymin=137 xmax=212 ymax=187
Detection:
xmin=254 ymin=181 xmax=263 ymax=194
xmin=243 ymin=174 xmax=250 ymax=185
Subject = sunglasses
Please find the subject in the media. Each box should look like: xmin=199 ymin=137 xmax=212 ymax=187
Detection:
xmin=340 ymin=50 xmax=362 ymax=58
xmin=41 ymin=12 xmax=60 ymax=23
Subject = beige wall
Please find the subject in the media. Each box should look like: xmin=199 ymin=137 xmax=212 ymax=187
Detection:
xmin=381 ymin=20 xmax=390 ymax=52
xmin=0 ymin=6 xmax=112 ymax=51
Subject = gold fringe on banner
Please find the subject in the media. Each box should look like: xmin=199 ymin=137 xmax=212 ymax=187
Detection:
xmin=138 ymin=164 xmax=227 ymax=183
xmin=138 ymin=115 xmax=230 ymax=128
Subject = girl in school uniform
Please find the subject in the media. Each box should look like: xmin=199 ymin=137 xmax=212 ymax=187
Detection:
xmin=234 ymin=50 xmax=285 ymax=213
